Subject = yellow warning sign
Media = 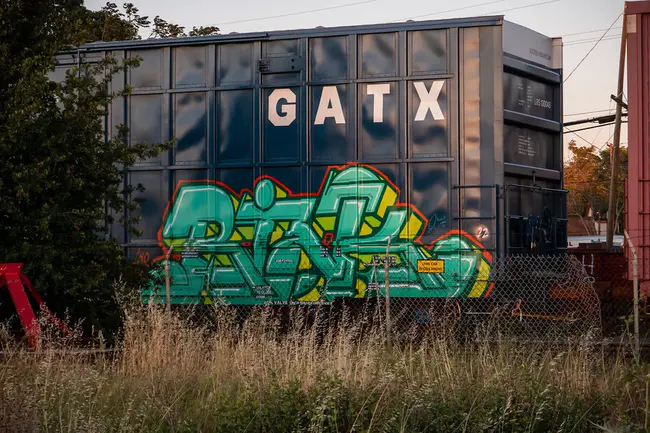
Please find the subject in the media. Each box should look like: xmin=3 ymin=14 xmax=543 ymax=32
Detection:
xmin=417 ymin=259 xmax=445 ymax=273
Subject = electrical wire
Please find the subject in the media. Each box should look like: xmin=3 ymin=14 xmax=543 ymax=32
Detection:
xmin=596 ymin=130 xmax=617 ymax=152
xmin=396 ymin=0 xmax=506 ymax=22
xmin=564 ymin=121 xmax=627 ymax=134
xmin=560 ymin=27 xmax=622 ymax=38
xmin=481 ymin=0 xmax=561 ymax=17
xmin=215 ymin=0 xmax=380 ymax=26
xmin=564 ymin=129 xmax=595 ymax=147
xmin=588 ymin=116 xmax=606 ymax=145
xmin=564 ymin=35 xmax=620 ymax=46
xmin=565 ymin=108 xmax=616 ymax=117
xmin=396 ymin=0 xmax=559 ymax=23
xmin=564 ymin=13 xmax=622 ymax=83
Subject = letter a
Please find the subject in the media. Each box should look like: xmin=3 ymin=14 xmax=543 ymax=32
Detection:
xmin=314 ymin=86 xmax=345 ymax=125
xmin=414 ymin=81 xmax=444 ymax=121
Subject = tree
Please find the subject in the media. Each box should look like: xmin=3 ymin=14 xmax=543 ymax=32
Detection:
xmin=0 ymin=0 xmax=170 ymax=336
xmin=70 ymin=2 xmax=221 ymax=45
xmin=564 ymin=140 xmax=628 ymax=234
xmin=71 ymin=2 xmax=151 ymax=44
xmin=149 ymin=16 xmax=220 ymax=39
xmin=150 ymin=15 xmax=187 ymax=38
xmin=189 ymin=26 xmax=220 ymax=37
xmin=70 ymin=2 xmax=221 ymax=42
xmin=598 ymin=145 xmax=628 ymax=233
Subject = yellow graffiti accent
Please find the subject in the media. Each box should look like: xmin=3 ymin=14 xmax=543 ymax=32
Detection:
xmin=349 ymin=253 xmax=365 ymax=269
xmin=232 ymin=198 xmax=240 ymax=211
xmin=298 ymin=250 xmax=312 ymax=271
xmin=276 ymin=188 xmax=287 ymax=198
xmin=279 ymin=221 xmax=289 ymax=230
xmin=312 ymin=222 xmax=324 ymax=237
xmin=317 ymin=216 xmax=336 ymax=231
xmin=206 ymin=224 xmax=218 ymax=237
xmin=238 ymin=226 xmax=254 ymax=239
xmin=270 ymin=225 xmax=285 ymax=244
xmin=358 ymin=254 xmax=376 ymax=269
xmin=399 ymin=213 xmax=424 ymax=239
xmin=166 ymin=238 xmax=186 ymax=248
xmin=216 ymin=254 xmax=232 ymax=266
xmin=298 ymin=287 xmax=321 ymax=301
xmin=360 ymin=222 xmax=373 ymax=236
xmin=230 ymin=231 xmax=242 ymax=241
xmin=366 ymin=215 xmax=381 ymax=228
xmin=377 ymin=187 xmax=397 ymax=218
xmin=201 ymin=290 xmax=213 ymax=305
xmin=468 ymin=257 xmax=491 ymax=298
xmin=355 ymin=279 xmax=367 ymax=298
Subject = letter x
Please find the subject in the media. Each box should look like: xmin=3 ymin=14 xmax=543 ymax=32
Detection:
xmin=414 ymin=81 xmax=445 ymax=121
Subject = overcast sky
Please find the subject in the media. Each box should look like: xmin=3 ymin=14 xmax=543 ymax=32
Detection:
xmin=85 ymin=0 xmax=628 ymax=160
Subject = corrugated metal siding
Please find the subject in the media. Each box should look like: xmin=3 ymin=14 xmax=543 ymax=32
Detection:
xmin=98 ymin=24 xmax=505 ymax=261
xmin=51 ymin=17 xmax=566 ymax=303
xmin=625 ymin=1 xmax=650 ymax=294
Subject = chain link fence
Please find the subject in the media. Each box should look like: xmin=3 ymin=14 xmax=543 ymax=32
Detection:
xmin=144 ymin=251 xmax=608 ymax=345
xmin=569 ymin=249 xmax=644 ymax=344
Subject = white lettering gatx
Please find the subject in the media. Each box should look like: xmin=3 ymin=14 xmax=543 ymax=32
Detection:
xmin=266 ymin=81 xmax=445 ymax=126
xmin=413 ymin=81 xmax=445 ymax=121
xmin=314 ymin=86 xmax=345 ymax=125
xmin=268 ymin=88 xmax=296 ymax=126
xmin=366 ymin=83 xmax=391 ymax=123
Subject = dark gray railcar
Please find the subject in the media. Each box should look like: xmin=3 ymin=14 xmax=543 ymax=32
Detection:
xmin=54 ymin=16 xmax=565 ymax=304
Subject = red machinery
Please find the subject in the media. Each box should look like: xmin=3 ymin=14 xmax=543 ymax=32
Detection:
xmin=0 ymin=263 xmax=71 ymax=347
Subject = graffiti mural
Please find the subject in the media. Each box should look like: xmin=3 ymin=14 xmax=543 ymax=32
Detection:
xmin=143 ymin=164 xmax=493 ymax=305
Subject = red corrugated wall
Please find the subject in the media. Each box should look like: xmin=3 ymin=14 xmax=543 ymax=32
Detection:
xmin=626 ymin=1 xmax=650 ymax=297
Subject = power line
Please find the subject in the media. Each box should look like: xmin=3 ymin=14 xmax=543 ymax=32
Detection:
xmin=564 ymin=35 xmax=620 ymax=46
xmin=596 ymin=130 xmax=617 ymax=152
xmin=563 ymin=13 xmax=622 ymax=83
xmin=564 ymin=121 xmax=627 ymax=134
xmin=215 ymin=0 xmax=379 ymax=26
xmin=396 ymin=0 xmax=559 ymax=23
xmin=564 ymin=128 xmax=595 ymax=147
xmin=564 ymin=38 xmax=620 ymax=48
xmin=563 ymin=35 xmax=621 ymax=45
xmin=397 ymin=0 xmax=506 ymax=22
xmin=561 ymin=26 xmax=622 ymax=38
xmin=565 ymin=108 xmax=616 ymax=117
xmin=481 ymin=0 xmax=561 ymax=17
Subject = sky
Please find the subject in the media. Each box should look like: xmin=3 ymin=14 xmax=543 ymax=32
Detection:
xmin=85 ymin=0 xmax=629 ymax=161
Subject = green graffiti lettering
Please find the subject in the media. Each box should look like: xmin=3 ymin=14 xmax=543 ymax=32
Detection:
xmin=143 ymin=164 xmax=493 ymax=304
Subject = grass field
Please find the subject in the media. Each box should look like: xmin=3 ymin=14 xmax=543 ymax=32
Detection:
xmin=1 ymin=303 xmax=649 ymax=432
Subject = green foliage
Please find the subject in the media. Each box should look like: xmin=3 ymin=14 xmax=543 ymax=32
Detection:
xmin=565 ymin=140 xmax=629 ymax=233
xmin=0 ymin=1 xmax=171 ymax=335
xmin=71 ymin=2 xmax=152 ymax=44
xmin=149 ymin=16 xmax=220 ymax=38
xmin=188 ymin=26 xmax=221 ymax=37
xmin=70 ymin=2 xmax=220 ymax=45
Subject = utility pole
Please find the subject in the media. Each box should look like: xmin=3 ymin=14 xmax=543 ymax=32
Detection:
xmin=607 ymin=10 xmax=628 ymax=248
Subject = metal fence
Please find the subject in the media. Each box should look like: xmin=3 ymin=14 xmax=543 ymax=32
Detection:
xmin=147 ymin=252 xmax=610 ymax=346
xmin=569 ymin=248 xmax=643 ymax=346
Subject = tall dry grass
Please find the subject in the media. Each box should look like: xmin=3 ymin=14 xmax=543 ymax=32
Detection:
xmin=0 ymin=300 xmax=648 ymax=432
